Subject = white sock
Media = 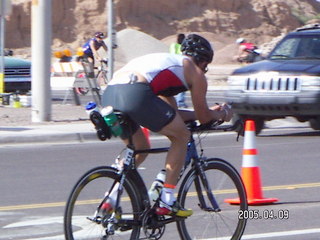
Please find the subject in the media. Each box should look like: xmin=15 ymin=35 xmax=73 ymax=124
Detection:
xmin=160 ymin=187 xmax=176 ymax=206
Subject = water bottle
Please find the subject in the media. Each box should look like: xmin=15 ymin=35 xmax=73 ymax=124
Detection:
xmin=101 ymin=106 xmax=123 ymax=137
xmin=85 ymin=101 xmax=98 ymax=115
xmin=148 ymin=169 xmax=166 ymax=202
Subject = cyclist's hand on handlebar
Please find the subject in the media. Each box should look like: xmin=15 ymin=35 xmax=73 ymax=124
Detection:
xmin=211 ymin=103 xmax=233 ymax=122
xmin=221 ymin=104 xmax=233 ymax=122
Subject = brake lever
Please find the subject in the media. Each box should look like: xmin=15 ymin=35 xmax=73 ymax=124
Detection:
xmin=235 ymin=119 xmax=244 ymax=141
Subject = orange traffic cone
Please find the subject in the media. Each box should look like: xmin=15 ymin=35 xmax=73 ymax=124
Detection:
xmin=225 ymin=120 xmax=278 ymax=205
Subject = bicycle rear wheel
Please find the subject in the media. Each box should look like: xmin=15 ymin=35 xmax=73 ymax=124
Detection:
xmin=177 ymin=158 xmax=247 ymax=240
xmin=64 ymin=166 xmax=142 ymax=240
xmin=74 ymin=70 xmax=89 ymax=95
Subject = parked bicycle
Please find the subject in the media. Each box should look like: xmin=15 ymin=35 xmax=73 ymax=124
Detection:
xmin=74 ymin=58 xmax=109 ymax=96
xmin=64 ymin=111 xmax=248 ymax=240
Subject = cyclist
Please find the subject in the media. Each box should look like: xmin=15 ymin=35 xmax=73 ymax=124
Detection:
xmin=234 ymin=37 xmax=259 ymax=63
xmin=82 ymin=32 xmax=108 ymax=66
xmin=101 ymin=34 xmax=233 ymax=217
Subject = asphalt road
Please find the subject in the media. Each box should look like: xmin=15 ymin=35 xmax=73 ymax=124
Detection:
xmin=0 ymin=124 xmax=319 ymax=239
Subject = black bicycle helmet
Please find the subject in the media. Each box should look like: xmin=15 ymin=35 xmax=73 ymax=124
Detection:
xmin=181 ymin=34 xmax=214 ymax=64
xmin=95 ymin=32 xmax=105 ymax=38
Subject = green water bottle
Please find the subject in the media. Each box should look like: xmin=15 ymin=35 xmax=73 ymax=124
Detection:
xmin=101 ymin=106 xmax=123 ymax=137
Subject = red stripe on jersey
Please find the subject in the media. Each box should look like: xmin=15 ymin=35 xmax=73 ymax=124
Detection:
xmin=150 ymin=69 xmax=185 ymax=96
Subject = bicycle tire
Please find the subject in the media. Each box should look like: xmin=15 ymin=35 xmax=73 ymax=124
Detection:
xmin=96 ymin=70 xmax=108 ymax=89
xmin=177 ymin=158 xmax=247 ymax=240
xmin=64 ymin=166 xmax=142 ymax=240
xmin=74 ymin=70 xmax=89 ymax=96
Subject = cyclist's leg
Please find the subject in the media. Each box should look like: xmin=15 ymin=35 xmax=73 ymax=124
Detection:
xmin=155 ymin=109 xmax=193 ymax=217
xmin=122 ymin=127 xmax=150 ymax=166
xmin=157 ymin=113 xmax=189 ymax=185
xmin=155 ymin=96 xmax=190 ymax=185
xmin=83 ymin=54 xmax=95 ymax=77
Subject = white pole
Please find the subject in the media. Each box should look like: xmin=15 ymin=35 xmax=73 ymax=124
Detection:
xmin=107 ymin=0 xmax=115 ymax=81
xmin=0 ymin=13 xmax=5 ymax=93
xmin=31 ymin=0 xmax=52 ymax=122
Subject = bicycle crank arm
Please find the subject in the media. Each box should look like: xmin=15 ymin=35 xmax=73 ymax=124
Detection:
xmin=87 ymin=216 xmax=102 ymax=224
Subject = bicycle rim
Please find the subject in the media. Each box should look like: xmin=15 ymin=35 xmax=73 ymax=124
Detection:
xmin=64 ymin=166 xmax=142 ymax=240
xmin=74 ymin=71 xmax=89 ymax=95
xmin=177 ymin=158 xmax=247 ymax=240
xmin=96 ymin=71 xmax=108 ymax=89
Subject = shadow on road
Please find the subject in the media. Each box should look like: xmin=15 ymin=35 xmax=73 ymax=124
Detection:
xmin=260 ymin=130 xmax=320 ymax=138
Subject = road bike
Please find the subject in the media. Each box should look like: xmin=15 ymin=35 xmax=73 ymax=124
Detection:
xmin=64 ymin=111 xmax=248 ymax=240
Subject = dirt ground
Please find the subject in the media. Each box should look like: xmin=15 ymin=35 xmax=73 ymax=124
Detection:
xmin=0 ymin=103 xmax=89 ymax=126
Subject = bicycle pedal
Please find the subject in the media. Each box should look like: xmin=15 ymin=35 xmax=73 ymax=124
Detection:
xmin=90 ymin=111 xmax=112 ymax=141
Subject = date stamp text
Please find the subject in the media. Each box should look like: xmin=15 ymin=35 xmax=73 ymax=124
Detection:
xmin=238 ymin=209 xmax=289 ymax=220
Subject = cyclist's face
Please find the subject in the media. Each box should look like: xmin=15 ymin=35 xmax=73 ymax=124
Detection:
xmin=198 ymin=61 xmax=209 ymax=74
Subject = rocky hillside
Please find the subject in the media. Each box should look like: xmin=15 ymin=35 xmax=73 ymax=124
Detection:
xmin=6 ymin=0 xmax=320 ymax=63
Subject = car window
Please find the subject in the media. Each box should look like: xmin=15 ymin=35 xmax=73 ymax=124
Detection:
xmin=270 ymin=35 xmax=320 ymax=60
xmin=269 ymin=37 xmax=299 ymax=59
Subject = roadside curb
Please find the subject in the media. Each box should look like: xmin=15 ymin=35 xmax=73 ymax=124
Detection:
xmin=0 ymin=132 xmax=98 ymax=145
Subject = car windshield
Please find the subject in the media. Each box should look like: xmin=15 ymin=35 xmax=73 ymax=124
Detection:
xmin=269 ymin=34 xmax=320 ymax=60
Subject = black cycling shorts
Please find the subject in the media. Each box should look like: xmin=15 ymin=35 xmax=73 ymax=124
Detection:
xmin=102 ymin=82 xmax=176 ymax=138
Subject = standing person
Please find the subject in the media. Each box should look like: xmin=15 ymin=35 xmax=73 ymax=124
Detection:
xmin=170 ymin=33 xmax=188 ymax=108
xmin=82 ymin=32 xmax=108 ymax=69
xmin=100 ymin=34 xmax=233 ymax=217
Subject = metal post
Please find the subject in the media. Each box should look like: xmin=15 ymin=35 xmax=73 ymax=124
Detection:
xmin=0 ymin=13 xmax=5 ymax=93
xmin=31 ymin=0 xmax=52 ymax=122
xmin=0 ymin=0 xmax=11 ymax=94
xmin=107 ymin=0 xmax=115 ymax=81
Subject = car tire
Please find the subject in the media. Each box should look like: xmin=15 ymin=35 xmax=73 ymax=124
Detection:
xmin=233 ymin=114 xmax=264 ymax=136
xmin=309 ymin=117 xmax=320 ymax=130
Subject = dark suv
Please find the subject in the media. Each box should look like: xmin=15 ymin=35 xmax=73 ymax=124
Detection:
xmin=225 ymin=24 xmax=320 ymax=134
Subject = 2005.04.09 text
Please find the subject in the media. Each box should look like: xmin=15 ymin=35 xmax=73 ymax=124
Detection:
xmin=238 ymin=209 xmax=289 ymax=220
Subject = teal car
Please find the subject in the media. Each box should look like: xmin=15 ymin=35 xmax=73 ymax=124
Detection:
xmin=3 ymin=56 xmax=31 ymax=93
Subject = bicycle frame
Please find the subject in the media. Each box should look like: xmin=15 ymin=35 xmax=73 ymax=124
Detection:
xmin=105 ymin=128 xmax=222 ymax=223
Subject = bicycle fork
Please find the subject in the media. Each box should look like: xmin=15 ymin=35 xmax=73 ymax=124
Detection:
xmin=194 ymin=161 xmax=221 ymax=212
xmin=184 ymin=138 xmax=221 ymax=212
xmin=103 ymin=146 xmax=136 ymax=235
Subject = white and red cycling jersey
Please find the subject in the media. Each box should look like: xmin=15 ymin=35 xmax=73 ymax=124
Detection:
xmin=110 ymin=53 xmax=190 ymax=97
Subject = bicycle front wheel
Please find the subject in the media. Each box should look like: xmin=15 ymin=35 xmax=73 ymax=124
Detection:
xmin=96 ymin=70 xmax=108 ymax=90
xmin=177 ymin=158 xmax=247 ymax=240
xmin=64 ymin=166 xmax=142 ymax=240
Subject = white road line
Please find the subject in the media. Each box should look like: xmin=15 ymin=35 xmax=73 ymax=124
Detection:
xmin=242 ymin=228 xmax=320 ymax=239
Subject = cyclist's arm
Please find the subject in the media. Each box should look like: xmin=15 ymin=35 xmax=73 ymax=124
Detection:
xmin=102 ymin=41 xmax=108 ymax=52
xmin=184 ymin=59 xmax=230 ymax=123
